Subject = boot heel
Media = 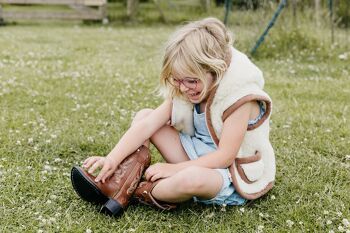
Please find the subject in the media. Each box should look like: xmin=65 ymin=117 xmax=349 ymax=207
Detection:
xmin=101 ymin=198 xmax=123 ymax=216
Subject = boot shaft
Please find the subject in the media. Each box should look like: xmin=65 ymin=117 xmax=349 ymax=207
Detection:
xmin=97 ymin=146 xmax=150 ymax=206
xmin=71 ymin=145 xmax=151 ymax=212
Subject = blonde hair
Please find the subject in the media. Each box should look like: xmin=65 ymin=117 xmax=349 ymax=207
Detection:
xmin=160 ymin=17 xmax=233 ymax=100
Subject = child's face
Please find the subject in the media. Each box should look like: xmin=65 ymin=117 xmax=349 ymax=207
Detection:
xmin=172 ymin=72 xmax=214 ymax=103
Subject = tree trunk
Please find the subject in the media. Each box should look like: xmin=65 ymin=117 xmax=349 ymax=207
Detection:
xmin=315 ymin=0 xmax=320 ymax=27
xmin=127 ymin=0 xmax=139 ymax=20
xmin=152 ymin=0 xmax=167 ymax=23
xmin=201 ymin=0 xmax=211 ymax=12
xmin=291 ymin=0 xmax=297 ymax=27
xmin=330 ymin=0 xmax=334 ymax=43
xmin=0 ymin=4 xmax=4 ymax=25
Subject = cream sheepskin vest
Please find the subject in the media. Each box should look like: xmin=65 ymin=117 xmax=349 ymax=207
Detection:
xmin=171 ymin=47 xmax=275 ymax=200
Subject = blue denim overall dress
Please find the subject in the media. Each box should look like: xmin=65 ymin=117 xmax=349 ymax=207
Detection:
xmin=179 ymin=102 xmax=265 ymax=205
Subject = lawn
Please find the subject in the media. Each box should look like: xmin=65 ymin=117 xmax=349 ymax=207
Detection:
xmin=0 ymin=4 xmax=349 ymax=233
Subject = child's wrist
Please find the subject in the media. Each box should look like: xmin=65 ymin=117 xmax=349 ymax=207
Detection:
xmin=106 ymin=154 xmax=119 ymax=165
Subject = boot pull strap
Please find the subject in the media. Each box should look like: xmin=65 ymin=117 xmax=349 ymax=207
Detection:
xmin=148 ymin=181 xmax=177 ymax=210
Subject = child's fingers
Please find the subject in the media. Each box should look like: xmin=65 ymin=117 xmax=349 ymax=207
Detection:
xmin=146 ymin=171 xmax=158 ymax=182
xmin=100 ymin=168 xmax=115 ymax=183
xmin=88 ymin=159 xmax=103 ymax=174
xmin=83 ymin=156 xmax=100 ymax=169
xmin=150 ymin=173 xmax=161 ymax=182
xmin=144 ymin=168 xmax=152 ymax=181
xmin=145 ymin=164 xmax=157 ymax=178
xmin=95 ymin=164 xmax=111 ymax=183
xmin=82 ymin=158 xmax=91 ymax=166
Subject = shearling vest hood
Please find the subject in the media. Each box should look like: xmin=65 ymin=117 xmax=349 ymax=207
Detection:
xmin=171 ymin=47 xmax=275 ymax=200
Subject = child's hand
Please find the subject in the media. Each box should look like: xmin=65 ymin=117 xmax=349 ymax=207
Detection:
xmin=145 ymin=163 xmax=180 ymax=182
xmin=82 ymin=156 xmax=118 ymax=183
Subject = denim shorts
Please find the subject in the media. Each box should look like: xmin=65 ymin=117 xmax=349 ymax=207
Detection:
xmin=179 ymin=133 xmax=246 ymax=206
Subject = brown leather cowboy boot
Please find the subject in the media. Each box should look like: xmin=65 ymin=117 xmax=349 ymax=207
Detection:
xmin=133 ymin=180 xmax=177 ymax=210
xmin=71 ymin=145 xmax=151 ymax=216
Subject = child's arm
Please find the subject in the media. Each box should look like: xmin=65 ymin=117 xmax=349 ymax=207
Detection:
xmin=145 ymin=101 xmax=255 ymax=182
xmin=201 ymin=101 xmax=253 ymax=167
xmin=84 ymin=99 xmax=172 ymax=183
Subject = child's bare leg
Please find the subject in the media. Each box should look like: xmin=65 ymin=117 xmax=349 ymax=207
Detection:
xmin=150 ymin=125 xmax=189 ymax=163
xmin=151 ymin=166 xmax=223 ymax=203
xmin=132 ymin=109 xmax=189 ymax=163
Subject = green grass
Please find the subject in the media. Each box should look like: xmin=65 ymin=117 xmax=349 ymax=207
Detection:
xmin=0 ymin=4 xmax=350 ymax=233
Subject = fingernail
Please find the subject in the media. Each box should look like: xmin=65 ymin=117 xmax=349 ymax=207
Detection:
xmin=95 ymin=179 xmax=99 ymax=182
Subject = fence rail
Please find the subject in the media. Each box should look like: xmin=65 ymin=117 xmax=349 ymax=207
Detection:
xmin=0 ymin=0 xmax=106 ymax=6
xmin=0 ymin=0 xmax=107 ymax=22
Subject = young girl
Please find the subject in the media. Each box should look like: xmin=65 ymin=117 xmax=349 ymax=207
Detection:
xmin=82 ymin=17 xmax=275 ymax=207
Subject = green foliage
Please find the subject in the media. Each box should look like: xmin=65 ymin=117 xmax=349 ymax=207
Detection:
xmin=107 ymin=1 xmax=216 ymax=25
xmin=337 ymin=0 xmax=350 ymax=28
xmin=233 ymin=0 xmax=260 ymax=10
xmin=254 ymin=28 xmax=327 ymax=59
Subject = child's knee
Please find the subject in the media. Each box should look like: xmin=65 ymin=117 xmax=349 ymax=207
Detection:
xmin=176 ymin=166 xmax=206 ymax=194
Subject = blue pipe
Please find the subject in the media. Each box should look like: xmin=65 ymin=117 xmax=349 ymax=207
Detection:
xmin=251 ymin=0 xmax=287 ymax=55
xmin=224 ymin=0 xmax=232 ymax=26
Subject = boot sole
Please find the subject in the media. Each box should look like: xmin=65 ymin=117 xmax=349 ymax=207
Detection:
xmin=71 ymin=166 xmax=108 ymax=205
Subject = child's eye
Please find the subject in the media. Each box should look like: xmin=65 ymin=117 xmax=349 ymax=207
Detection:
xmin=186 ymin=79 xmax=198 ymax=84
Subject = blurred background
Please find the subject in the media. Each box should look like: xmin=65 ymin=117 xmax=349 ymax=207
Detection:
xmin=1 ymin=0 xmax=349 ymax=56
